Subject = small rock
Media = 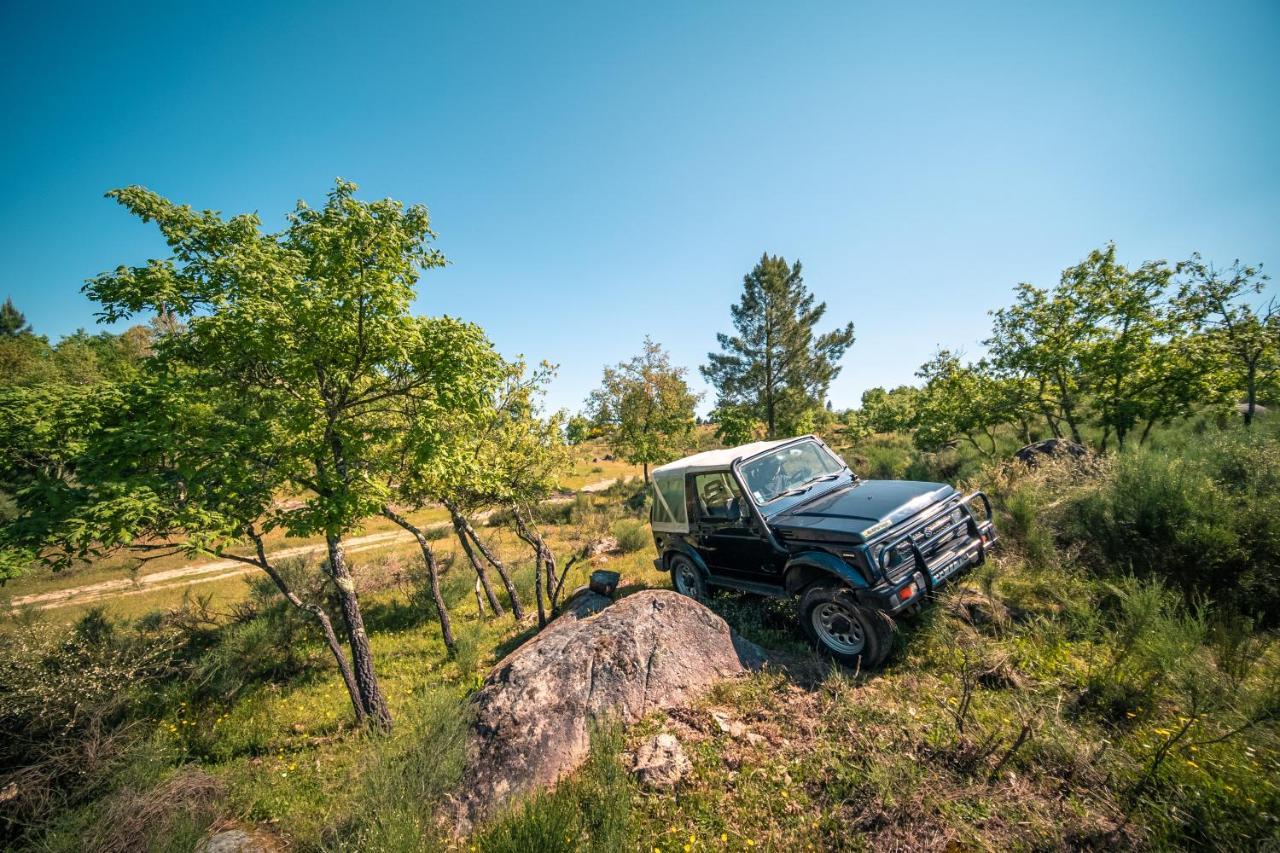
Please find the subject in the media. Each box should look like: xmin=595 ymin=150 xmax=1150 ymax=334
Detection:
xmin=587 ymin=536 xmax=619 ymax=558
xmin=744 ymin=732 xmax=766 ymax=747
xmin=632 ymin=733 xmax=691 ymax=788
xmin=711 ymin=709 xmax=746 ymax=738
xmin=197 ymin=829 xmax=265 ymax=853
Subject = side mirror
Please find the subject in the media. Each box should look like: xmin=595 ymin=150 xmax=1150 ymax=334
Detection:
xmin=738 ymin=501 xmax=752 ymax=523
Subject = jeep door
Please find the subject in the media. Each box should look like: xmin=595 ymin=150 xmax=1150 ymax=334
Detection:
xmin=688 ymin=471 xmax=778 ymax=582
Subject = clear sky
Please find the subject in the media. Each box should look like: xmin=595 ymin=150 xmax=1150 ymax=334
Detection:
xmin=2 ymin=1 xmax=1278 ymax=415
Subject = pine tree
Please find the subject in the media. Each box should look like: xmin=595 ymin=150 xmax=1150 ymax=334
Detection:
xmin=0 ymin=298 xmax=31 ymax=337
xmin=702 ymin=254 xmax=855 ymax=437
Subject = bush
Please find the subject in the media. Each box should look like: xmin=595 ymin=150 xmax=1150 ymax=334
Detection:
xmin=0 ymin=611 xmax=183 ymax=846
xmin=612 ymin=519 xmax=651 ymax=554
xmin=1064 ymin=431 xmax=1280 ymax=622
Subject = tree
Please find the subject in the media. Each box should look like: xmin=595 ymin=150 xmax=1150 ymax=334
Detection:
xmin=0 ymin=378 xmax=380 ymax=724
xmin=985 ymin=244 xmax=1214 ymax=449
xmin=709 ymin=403 xmax=766 ymax=446
xmin=986 ymin=280 xmax=1091 ymax=444
xmin=857 ymin=385 xmax=920 ymax=435
xmin=912 ymin=352 xmax=1020 ymax=455
xmin=82 ymin=178 xmax=471 ymax=730
xmin=1176 ymin=256 xmax=1277 ymax=426
xmin=0 ymin=298 xmax=31 ymax=337
xmin=702 ymin=254 xmax=855 ymax=438
xmin=587 ymin=338 xmax=699 ymax=481
xmin=564 ymin=414 xmax=594 ymax=445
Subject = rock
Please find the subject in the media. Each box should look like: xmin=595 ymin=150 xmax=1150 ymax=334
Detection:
xmin=1014 ymin=438 xmax=1089 ymax=466
xmin=947 ymin=590 xmax=1010 ymax=629
xmin=744 ymin=732 xmax=767 ymax=747
xmin=1236 ymin=402 xmax=1269 ymax=418
xmin=452 ymin=589 xmax=764 ymax=831
xmin=196 ymin=830 xmax=268 ymax=853
xmin=587 ymin=536 xmax=618 ymax=558
xmin=631 ymin=733 xmax=691 ymax=788
xmin=710 ymin=709 xmax=746 ymax=738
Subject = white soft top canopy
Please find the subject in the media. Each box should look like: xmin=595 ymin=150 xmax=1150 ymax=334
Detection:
xmin=651 ymin=438 xmax=794 ymax=476
xmin=649 ymin=437 xmax=802 ymax=534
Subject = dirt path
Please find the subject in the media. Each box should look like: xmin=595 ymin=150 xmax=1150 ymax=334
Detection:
xmin=8 ymin=478 xmax=627 ymax=613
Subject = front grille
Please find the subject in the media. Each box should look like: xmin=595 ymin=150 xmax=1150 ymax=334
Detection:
xmin=882 ymin=507 xmax=966 ymax=579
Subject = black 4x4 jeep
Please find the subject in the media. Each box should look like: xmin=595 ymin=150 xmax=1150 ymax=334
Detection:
xmin=649 ymin=435 xmax=996 ymax=669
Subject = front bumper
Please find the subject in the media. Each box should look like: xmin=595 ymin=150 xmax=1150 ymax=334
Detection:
xmin=861 ymin=491 xmax=998 ymax=614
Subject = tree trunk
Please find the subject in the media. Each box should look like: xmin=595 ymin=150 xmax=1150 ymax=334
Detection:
xmin=244 ymin=530 xmax=365 ymax=726
xmin=325 ymin=533 xmax=392 ymax=730
xmin=452 ymin=516 xmax=504 ymax=617
xmin=643 ymin=462 xmax=649 ymax=483
xmin=511 ymin=504 xmax=559 ymax=626
xmin=381 ymin=507 xmax=455 ymax=652
xmin=459 ymin=517 xmax=524 ymax=621
xmin=1245 ymin=362 xmax=1258 ymax=427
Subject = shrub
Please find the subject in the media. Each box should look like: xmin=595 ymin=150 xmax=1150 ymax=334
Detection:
xmin=612 ymin=519 xmax=651 ymax=554
xmin=0 ymin=611 xmax=183 ymax=846
xmin=1064 ymin=432 xmax=1280 ymax=622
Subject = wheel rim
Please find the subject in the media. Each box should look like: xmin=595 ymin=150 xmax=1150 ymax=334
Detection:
xmin=674 ymin=561 xmax=698 ymax=596
xmin=811 ymin=601 xmax=865 ymax=655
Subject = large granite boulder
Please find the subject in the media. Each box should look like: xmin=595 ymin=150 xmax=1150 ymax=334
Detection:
xmin=452 ymin=589 xmax=764 ymax=831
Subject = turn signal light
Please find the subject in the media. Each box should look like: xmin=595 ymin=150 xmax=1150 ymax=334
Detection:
xmin=897 ymin=585 xmax=914 ymax=602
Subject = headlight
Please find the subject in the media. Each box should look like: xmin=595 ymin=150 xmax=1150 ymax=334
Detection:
xmin=951 ymin=507 xmax=964 ymax=526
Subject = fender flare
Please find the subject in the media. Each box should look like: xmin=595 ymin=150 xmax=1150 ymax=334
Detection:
xmin=662 ymin=541 xmax=712 ymax=579
xmin=783 ymin=550 xmax=870 ymax=596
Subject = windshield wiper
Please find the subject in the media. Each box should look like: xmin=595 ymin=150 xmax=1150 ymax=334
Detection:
xmin=769 ymin=474 xmax=842 ymax=501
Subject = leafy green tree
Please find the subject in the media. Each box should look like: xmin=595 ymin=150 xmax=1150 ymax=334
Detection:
xmin=564 ymin=414 xmax=594 ymax=445
xmin=587 ymin=338 xmax=699 ymax=481
xmin=911 ymin=352 xmax=1021 ymax=455
xmin=1175 ymin=256 xmax=1277 ymax=426
xmin=709 ymin=403 xmax=766 ymax=446
xmin=0 ymin=378 xmax=382 ymax=723
xmin=701 ymin=253 xmax=855 ymax=438
xmin=986 ymin=280 xmax=1091 ymax=444
xmin=0 ymin=298 xmax=31 ymax=337
xmin=381 ymin=357 xmax=559 ymax=637
xmin=82 ymin=178 xmax=470 ymax=729
xmin=857 ymin=385 xmax=920 ymax=435
xmin=0 ymin=333 xmax=57 ymax=387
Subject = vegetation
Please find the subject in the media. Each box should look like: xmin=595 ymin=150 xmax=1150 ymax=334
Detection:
xmin=854 ymin=243 xmax=1277 ymax=457
xmin=702 ymin=253 xmax=855 ymax=441
xmin=586 ymin=337 xmax=700 ymax=482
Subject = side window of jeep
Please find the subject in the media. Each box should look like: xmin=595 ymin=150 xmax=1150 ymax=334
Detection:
xmin=691 ymin=471 xmax=743 ymax=523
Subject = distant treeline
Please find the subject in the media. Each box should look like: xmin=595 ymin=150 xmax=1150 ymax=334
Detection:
xmin=848 ymin=244 xmax=1277 ymax=454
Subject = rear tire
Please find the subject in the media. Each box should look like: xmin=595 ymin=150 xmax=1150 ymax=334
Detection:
xmin=669 ymin=554 xmax=707 ymax=600
xmin=798 ymin=581 xmax=894 ymax=671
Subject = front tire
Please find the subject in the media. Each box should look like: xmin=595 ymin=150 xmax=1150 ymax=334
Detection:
xmin=798 ymin=581 xmax=894 ymax=670
xmin=669 ymin=554 xmax=707 ymax=600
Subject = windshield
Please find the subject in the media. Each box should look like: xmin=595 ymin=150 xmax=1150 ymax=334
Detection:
xmin=740 ymin=440 xmax=847 ymax=505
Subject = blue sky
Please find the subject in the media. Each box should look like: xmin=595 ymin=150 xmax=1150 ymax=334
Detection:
xmin=2 ymin=1 xmax=1278 ymax=415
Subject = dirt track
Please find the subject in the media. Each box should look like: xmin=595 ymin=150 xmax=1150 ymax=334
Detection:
xmin=9 ymin=478 xmax=623 ymax=612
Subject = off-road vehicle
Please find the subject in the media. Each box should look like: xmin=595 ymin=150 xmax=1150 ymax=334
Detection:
xmin=649 ymin=435 xmax=996 ymax=669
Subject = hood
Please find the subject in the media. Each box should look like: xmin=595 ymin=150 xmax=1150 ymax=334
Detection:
xmin=769 ymin=479 xmax=957 ymax=543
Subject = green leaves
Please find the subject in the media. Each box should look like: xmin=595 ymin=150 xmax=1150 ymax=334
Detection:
xmin=587 ymin=337 xmax=700 ymax=474
xmin=702 ymin=253 xmax=854 ymax=437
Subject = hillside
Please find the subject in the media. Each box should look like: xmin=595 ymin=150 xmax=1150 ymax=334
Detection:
xmin=2 ymin=428 xmax=1277 ymax=851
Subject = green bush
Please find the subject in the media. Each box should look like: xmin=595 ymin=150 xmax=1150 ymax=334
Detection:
xmin=1064 ymin=431 xmax=1280 ymax=622
xmin=612 ymin=519 xmax=651 ymax=553
xmin=0 ymin=610 xmax=183 ymax=847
